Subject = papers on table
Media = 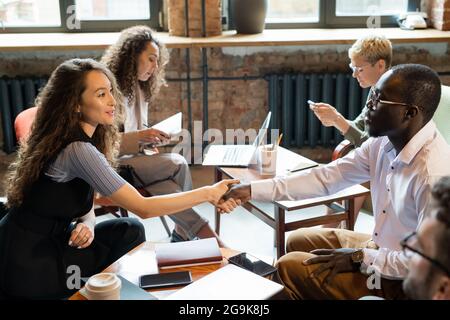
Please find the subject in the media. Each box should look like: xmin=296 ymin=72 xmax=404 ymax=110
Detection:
xmin=155 ymin=238 xmax=223 ymax=269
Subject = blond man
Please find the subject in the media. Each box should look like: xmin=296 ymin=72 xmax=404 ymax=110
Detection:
xmin=311 ymin=34 xmax=392 ymax=146
xmin=312 ymin=35 xmax=392 ymax=228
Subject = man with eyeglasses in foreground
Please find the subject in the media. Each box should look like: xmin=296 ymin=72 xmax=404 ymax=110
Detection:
xmin=224 ymin=64 xmax=450 ymax=299
xmin=402 ymin=176 xmax=450 ymax=300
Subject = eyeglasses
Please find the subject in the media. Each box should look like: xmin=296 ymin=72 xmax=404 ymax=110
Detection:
xmin=400 ymin=232 xmax=450 ymax=277
xmin=367 ymin=88 xmax=423 ymax=112
xmin=349 ymin=63 xmax=372 ymax=73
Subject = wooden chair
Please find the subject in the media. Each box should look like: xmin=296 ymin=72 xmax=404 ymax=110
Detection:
xmin=13 ymin=107 xmax=171 ymax=236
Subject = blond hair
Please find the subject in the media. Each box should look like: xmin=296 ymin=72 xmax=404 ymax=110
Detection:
xmin=348 ymin=35 xmax=393 ymax=68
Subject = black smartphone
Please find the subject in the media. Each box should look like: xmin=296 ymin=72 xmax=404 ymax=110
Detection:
xmin=227 ymin=253 xmax=277 ymax=277
xmin=138 ymin=271 xmax=192 ymax=289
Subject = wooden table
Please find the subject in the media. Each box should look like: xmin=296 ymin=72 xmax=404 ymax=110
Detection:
xmin=69 ymin=242 xmax=239 ymax=300
xmin=214 ymin=147 xmax=370 ymax=259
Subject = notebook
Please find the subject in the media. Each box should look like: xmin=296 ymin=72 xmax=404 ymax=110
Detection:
xmin=202 ymin=112 xmax=271 ymax=167
xmin=155 ymin=238 xmax=223 ymax=269
xmin=151 ymin=112 xmax=182 ymax=136
xmin=143 ymin=112 xmax=182 ymax=149
xmin=164 ymin=264 xmax=284 ymax=300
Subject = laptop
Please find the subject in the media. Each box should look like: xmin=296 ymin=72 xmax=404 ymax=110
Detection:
xmin=164 ymin=264 xmax=283 ymax=300
xmin=202 ymin=112 xmax=271 ymax=167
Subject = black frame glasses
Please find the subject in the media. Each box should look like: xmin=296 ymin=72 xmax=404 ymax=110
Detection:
xmin=400 ymin=232 xmax=450 ymax=277
xmin=367 ymin=88 xmax=423 ymax=112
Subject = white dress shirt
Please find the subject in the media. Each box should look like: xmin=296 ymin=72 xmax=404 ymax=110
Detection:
xmin=251 ymin=121 xmax=450 ymax=279
xmin=123 ymin=86 xmax=148 ymax=132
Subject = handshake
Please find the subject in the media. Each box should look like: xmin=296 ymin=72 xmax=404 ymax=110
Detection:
xmin=208 ymin=180 xmax=252 ymax=214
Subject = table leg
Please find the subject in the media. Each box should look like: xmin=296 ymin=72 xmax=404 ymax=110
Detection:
xmin=345 ymin=197 xmax=356 ymax=231
xmin=214 ymin=168 xmax=223 ymax=235
xmin=274 ymin=206 xmax=286 ymax=259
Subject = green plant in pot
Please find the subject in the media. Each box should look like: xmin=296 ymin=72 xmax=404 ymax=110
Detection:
xmin=231 ymin=0 xmax=268 ymax=34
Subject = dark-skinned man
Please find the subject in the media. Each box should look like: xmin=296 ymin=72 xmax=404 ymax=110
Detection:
xmin=224 ymin=64 xmax=450 ymax=299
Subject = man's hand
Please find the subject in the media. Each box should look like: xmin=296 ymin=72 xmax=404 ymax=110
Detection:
xmin=303 ymin=248 xmax=360 ymax=286
xmin=310 ymin=103 xmax=341 ymax=127
xmin=222 ymin=183 xmax=251 ymax=204
xmin=310 ymin=103 xmax=350 ymax=134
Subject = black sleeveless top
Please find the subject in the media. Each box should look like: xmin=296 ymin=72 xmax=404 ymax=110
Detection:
xmin=0 ymin=128 xmax=111 ymax=299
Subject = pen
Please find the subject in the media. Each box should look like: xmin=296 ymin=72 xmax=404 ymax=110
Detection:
xmin=276 ymin=133 xmax=283 ymax=149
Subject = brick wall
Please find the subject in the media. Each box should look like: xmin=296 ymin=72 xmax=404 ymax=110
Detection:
xmin=424 ymin=0 xmax=450 ymax=30
xmin=1 ymin=43 xmax=450 ymax=157
xmin=151 ymin=44 xmax=450 ymax=134
xmin=167 ymin=0 xmax=222 ymax=36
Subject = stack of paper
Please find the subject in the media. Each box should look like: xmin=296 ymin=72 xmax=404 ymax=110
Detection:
xmin=155 ymin=238 xmax=223 ymax=269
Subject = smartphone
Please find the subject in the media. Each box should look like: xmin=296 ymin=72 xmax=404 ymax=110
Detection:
xmin=138 ymin=271 xmax=192 ymax=289
xmin=227 ymin=253 xmax=277 ymax=277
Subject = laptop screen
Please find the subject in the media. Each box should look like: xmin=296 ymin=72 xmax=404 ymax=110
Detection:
xmin=252 ymin=112 xmax=272 ymax=147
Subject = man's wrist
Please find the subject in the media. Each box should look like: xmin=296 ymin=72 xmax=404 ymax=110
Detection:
xmin=351 ymin=249 xmax=364 ymax=271
xmin=334 ymin=114 xmax=350 ymax=134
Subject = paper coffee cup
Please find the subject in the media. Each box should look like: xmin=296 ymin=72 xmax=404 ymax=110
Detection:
xmin=85 ymin=273 xmax=121 ymax=300
xmin=259 ymin=145 xmax=277 ymax=176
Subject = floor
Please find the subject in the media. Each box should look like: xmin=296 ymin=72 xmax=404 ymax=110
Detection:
xmin=97 ymin=165 xmax=375 ymax=261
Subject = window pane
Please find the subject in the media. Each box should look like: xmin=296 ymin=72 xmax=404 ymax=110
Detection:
xmin=75 ymin=0 xmax=150 ymax=21
xmin=336 ymin=0 xmax=409 ymax=16
xmin=0 ymin=0 xmax=60 ymax=27
xmin=266 ymin=0 xmax=320 ymax=23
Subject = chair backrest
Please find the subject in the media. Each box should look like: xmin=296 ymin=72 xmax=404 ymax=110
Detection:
xmin=433 ymin=85 xmax=450 ymax=144
xmin=14 ymin=106 xmax=38 ymax=144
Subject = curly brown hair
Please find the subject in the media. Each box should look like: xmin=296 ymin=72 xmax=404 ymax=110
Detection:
xmin=5 ymin=58 xmax=123 ymax=208
xmin=100 ymin=25 xmax=169 ymax=107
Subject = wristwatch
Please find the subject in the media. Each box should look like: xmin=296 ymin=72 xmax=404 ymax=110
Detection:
xmin=351 ymin=249 xmax=365 ymax=266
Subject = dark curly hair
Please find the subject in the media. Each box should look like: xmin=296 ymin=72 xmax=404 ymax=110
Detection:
xmin=100 ymin=25 xmax=169 ymax=107
xmin=431 ymin=176 xmax=450 ymax=274
xmin=432 ymin=176 xmax=450 ymax=227
xmin=6 ymin=59 xmax=122 ymax=207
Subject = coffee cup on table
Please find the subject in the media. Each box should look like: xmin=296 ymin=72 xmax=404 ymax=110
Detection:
xmin=84 ymin=273 xmax=121 ymax=300
xmin=259 ymin=144 xmax=277 ymax=176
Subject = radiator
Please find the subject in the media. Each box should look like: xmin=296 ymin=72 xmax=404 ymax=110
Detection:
xmin=0 ymin=77 xmax=48 ymax=153
xmin=268 ymin=73 xmax=370 ymax=148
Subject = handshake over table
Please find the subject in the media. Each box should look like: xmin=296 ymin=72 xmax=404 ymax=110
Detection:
xmin=211 ymin=180 xmax=252 ymax=214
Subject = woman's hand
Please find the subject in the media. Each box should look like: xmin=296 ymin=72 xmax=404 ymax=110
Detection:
xmin=69 ymin=222 xmax=94 ymax=249
xmin=138 ymin=128 xmax=170 ymax=145
xmin=207 ymin=179 xmax=240 ymax=206
xmin=216 ymin=197 xmax=242 ymax=214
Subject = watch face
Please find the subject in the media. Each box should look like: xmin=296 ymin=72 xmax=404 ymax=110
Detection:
xmin=352 ymin=250 xmax=364 ymax=263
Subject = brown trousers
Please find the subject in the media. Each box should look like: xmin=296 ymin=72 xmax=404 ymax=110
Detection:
xmin=275 ymin=228 xmax=406 ymax=300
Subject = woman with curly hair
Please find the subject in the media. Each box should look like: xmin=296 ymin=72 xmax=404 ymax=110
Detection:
xmin=101 ymin=26 xmax=224 ymax=245
xmin=0 ymin=58 xmax=238 ymax=299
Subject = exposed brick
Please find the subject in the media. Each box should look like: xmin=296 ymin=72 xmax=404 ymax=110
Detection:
xmin=424 ymin=0 xmax=450 ymax=30
xmin=167 ymin=0 xmax=222 ymax=37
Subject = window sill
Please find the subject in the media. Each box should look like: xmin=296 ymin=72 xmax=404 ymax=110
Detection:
xmin=0 ymin=28 xmax=449 ymax=52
